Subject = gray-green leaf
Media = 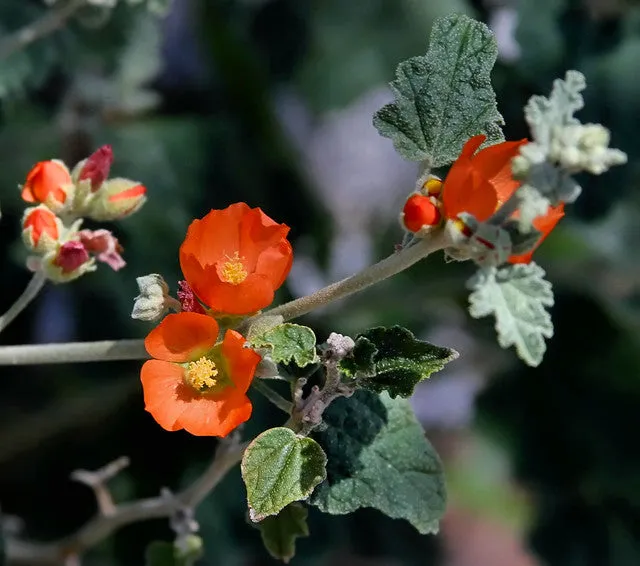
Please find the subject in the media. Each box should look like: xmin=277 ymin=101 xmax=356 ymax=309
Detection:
xmin=311 ymin=391 xmax=446 ymax=534
xmin=467 ymin=262 xmax=554 ymax=367
xmin=242 ymin=427 xmax=327 ymax=522
xmin=249 ymin=323 xmax=318 ymax=367
xmin=373 ymin=13 xmax=504 ymax=167
xmin=340 ymin=326 xmax=458 ymax=398
xmin=257 ymin=503 xmax=309 ymax=564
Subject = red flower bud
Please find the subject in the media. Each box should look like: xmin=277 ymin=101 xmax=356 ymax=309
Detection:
xmin=402 ymin=194 xmax=441 ymax=233
xmin=21 ymin=160 xmax=73 ymax=213
xmin=53 ymin=241 xmax=90 ymax=274
xmin=78 ymin=145 xmax=113 ymax=192
xmin=21 ymin=205 xmax=62 ymax=253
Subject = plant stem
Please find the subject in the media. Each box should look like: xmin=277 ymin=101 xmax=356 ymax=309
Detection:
xmin=0 ymin=233 xmax=445 ymax=365
xmin=251 ymin=379 xmax=293 ymax=414
xmin=0 ymin=272 xmax=47 ymax=334
xmin=0 ymin=0 xmax=87 ymax=61
xmin=5 ymin=437 xmax=246 ymax=565
xmin=0 ymin=339 xmax=146 ymax=366
xmin=265 ymin=233 xmax=446 ymax=322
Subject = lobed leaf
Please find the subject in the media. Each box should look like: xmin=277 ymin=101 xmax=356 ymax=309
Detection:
xmin=373 ymin=13 xmax=504 ymax=167
xmin=249 ymin=323 xmax=318 ymax=367
xmin=311 ymin=391 xmax=446 ymax=534
xmin=468 ymin=262 xmax=554 ymax=367
xmin=340 ymin=326 xmax=458 ymax=398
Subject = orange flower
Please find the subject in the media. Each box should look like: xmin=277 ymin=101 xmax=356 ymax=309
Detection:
xmin=141 ymin=312 xmax=261 ymax=436
xmin=402 ymin=194 xmax=441 ymax=232
xmin=21 ymin=160 xmax=73 ymax=212
xmin=179 ymin=203 xmax=293 ymax=315
xmin=441 ymin=134 xmax=527 ymax=222
xmin=441 ymin=134 xmax=565 ymax=264
xmin=509 ymin=204 xmax=565 ymax=264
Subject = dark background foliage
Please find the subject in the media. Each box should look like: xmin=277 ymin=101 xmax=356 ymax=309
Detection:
xmin=0 ymin=0 xmax=639 ymax=564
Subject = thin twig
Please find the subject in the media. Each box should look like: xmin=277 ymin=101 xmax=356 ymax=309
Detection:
xmin=0 ymin=0 xmax=87 ymax=61
xmin=6 ymin=438 xmax=247 ymax=565
xmin=71 ymin=457 xmax=131 ymax=516
xmin=251 ymin=379 xmax=293 ymax=414
xmin=0 ymin=272 xmax=47 ymax=334
xmin=0 ymin=339 xmax=147 ymax=366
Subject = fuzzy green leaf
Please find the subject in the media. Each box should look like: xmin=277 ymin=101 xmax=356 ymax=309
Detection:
xmin=242 ymin=427 xmax=327 ymax=522
xmin=340 ymin=326 xmax=458 ymax=398
xmin=311 ymin=391 xmax=446 ymax=534
xmin=257 ymin=503 xmax=309 ymax=564
xmin=373 ymin=13 xmax=504 ymax=166
xmin=468 ymin=262 xmax=554 ymax=367
xmin=249 ymin=323 xmax=318 ymax=367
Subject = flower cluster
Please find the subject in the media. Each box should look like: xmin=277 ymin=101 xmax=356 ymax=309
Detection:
xmin=138 ymin=203 xmax=293 ymax=436
xmin=20 ymin=146 xmax=147 ymax=282
xmin=401 ymin=134 xmax=564 ymax=265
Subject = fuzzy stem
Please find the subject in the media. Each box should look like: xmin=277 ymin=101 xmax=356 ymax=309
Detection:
xmin=265 ymin=232 xmax=446 ymax=322
xmin=0 ymin=339 xmax=147 ymax=366
xmin=0 ymin=272 xmax=47 ymax=334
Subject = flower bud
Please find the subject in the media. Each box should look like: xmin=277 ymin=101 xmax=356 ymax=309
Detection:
xmin=77 ymin=145 xmax=114 ymax=192
xmin=401 ymin=194 xmax=441 ymax=233
xmin=20 ymin=160 xmax=74 ymax=213
xmin=41 ymin=241 xmax=96 ymax=283
xmin=78 ymin=228 xmax=125 ymax=271
xmin=87 ymin=178 xmax=147 ymax=221
xmin=131 ymin=274 xmax=174 ymax=321
xmin=21 ymin=205 xmax=63 ymax=254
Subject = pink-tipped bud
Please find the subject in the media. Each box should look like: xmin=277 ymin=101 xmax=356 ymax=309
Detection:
xmin=21 ymin=205 xmax=63 ymax=254
xmin=79 ymin=145 xmax=113 ymax=192
xmin=41 ymin=241 xmax=96 ymax=283
xmin=401 ymin=194 xmax=441 ymax=233
xmin=86 ymin=178 xmax=147 ymax=221
xmin=78 ymin=229 xmax=125 ymax=271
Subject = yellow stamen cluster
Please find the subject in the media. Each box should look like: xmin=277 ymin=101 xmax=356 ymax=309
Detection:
xmin=219 ymin=252 xmax=248 ymax=285
xmin=423 ymin=178 xmax=443 ymax=196
xmin=185 ymin=356 xmax=219 ymax=390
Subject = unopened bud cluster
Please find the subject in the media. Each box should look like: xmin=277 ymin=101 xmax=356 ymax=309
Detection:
xmin=20 ymin=145 xmax=147 ymax=282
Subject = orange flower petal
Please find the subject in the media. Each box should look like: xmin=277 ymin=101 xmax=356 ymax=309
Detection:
xmin=253 ymin=239 xmax=294 ymax=289
xmin=509 ymin=203 xmax=565 ymax=264
xmin=141 ymin=360 xmax=187 ymax=431
xmin=180 ymin=203 xmax=250 ymax=270
xmin=472 ymin=139 xmax=527 ymax=183
xmin=21 ymin=161 xmax=71 ymax=205
xmin=144 ymin=312 xmax=219 ymax=362
xmin=238 ymin=207 xmax=291 ymax=270
xmin=442 ymin=135 xmax=499 ymax=221
xmin=222 ymin=329 xmax=261 ymax=393
xmin=174 ymin=389 xmax=252 ymax=437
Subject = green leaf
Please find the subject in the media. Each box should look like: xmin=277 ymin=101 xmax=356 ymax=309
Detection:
xmin=249 ymin=323 xmax=318 ymax=367
xmin=242 ymin=427 xmax=327 ymax=522
xmin=467 ymin=262 xmax=554 ymax=367
xmin=311 ymin=391 xmax=446 ymax=534
xmin=373 ymin=13 xmax=504 ymax=167
xmin=340 ymin=326 xmax=458 ymax=398
xmin=257 ymin=503 xmax=309 ymax=564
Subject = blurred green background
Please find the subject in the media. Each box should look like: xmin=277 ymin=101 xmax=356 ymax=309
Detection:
xmin=1 ymin=0 xmax=639 ymax=564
